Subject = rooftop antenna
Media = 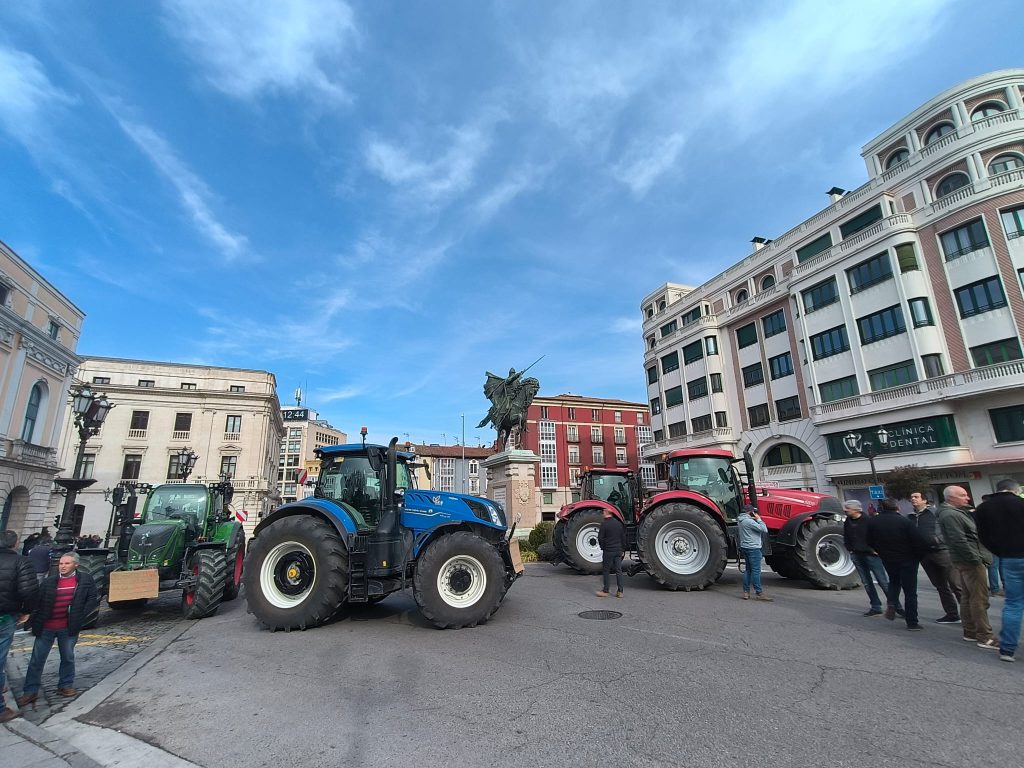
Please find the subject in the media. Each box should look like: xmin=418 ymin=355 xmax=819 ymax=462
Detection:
xmin=294 ymin=387 xmax=303 ymax=407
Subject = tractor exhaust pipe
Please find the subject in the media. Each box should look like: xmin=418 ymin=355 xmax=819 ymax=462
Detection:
xmin=376 ymin=437 xmax=400 ymax=537
xmin=743 ymin=445 xmax=759 ymax=512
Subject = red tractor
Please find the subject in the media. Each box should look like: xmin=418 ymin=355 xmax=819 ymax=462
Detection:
xmin=551 ymin=447 xmax=857 ymax=591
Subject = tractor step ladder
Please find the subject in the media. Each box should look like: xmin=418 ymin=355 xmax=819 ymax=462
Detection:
xmin=349 ymin=534 xmax=369 ymax=602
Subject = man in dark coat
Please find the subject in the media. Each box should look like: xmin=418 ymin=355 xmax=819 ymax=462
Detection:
xmin=16 ymin=552 xmax=98 ymax=705
xmin=596 ymin=508 xmax=627 ymax=598
xmin=1 ymin=530 xmax=39 ymax=722
xmin=976 ymin=479 xmax=1024 ymax=662
xmin=909 ymin=490 xmax=961 ymax=624
xmin=844 ymin=500 xmax=899 ymax=616
xmin=867 ymin=498 xmax=927 ymax=630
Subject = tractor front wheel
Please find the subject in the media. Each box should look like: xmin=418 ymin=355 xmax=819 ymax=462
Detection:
xmin=765 ymin=554 xmax=804 ymax=580
xmin=181 ymin=549 xmax=228 ymax=619
xmin=223 ymin=526 xmax=246 ymax=601
xmin=77 ymin=553 xmax=110 ymax=629
xmin=551 ymin=520 xmax=567 ymax=565
xmin=243 ymin=516 xmax=349 ymax=631
xmin=413 ymin=532 xmax=506 ymax=629
xmin=793 ymin=518 xmax=860 ymax=590
xmin=563 ymin=509 xmax=605 ymax=575
xmin=636 ymin=503 xmax=727 ymax=591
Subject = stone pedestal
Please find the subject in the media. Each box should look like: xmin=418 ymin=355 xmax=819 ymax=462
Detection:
xmin=482 ymin=450 xmax=540 ymax=531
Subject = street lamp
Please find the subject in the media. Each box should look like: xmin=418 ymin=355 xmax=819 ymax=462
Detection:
xmin=844 ymin=429 xmax=883 ymax=486
xmin=177 ymin=447 xmax=199 ymax=480
xmin=52 ymin=384 xmax=114 ymax=566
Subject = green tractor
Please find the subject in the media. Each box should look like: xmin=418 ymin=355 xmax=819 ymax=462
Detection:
xmin=77 ymin=480 xmax=245 ymax=622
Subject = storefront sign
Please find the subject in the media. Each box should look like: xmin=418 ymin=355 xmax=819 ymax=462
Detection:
xmin=826 ymin=415 xmax=959 ymax=460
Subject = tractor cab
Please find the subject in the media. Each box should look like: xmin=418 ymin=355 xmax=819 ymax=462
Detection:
xmin=143 ymin=484 xmax=210 ymax=540
xmin=664 ymin=450 xmax=744 ymax=521
xmin=315 ymin=446 xmax=416 ymax=532
xmin=581 ymin=469 xmax=641 ymax=523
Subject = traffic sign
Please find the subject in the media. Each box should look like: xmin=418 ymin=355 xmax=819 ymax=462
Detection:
xmin=297 ymin=469 xmax=308 ymax=486
xmin=869 ymin=485 xmax=885 ymax=500
xmin=236 ymin=509 xmax=248 ymax=523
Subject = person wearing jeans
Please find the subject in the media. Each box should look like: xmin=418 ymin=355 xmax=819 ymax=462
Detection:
xmin=843 ymin=499 xmax=902 ymax=616
xmin=988 ymin=556 xmax=1004 ymax=596
xmin=975 ymin=480 xmax=1024 ymax=662
xmin=596 ymin=508 xmax=627 ymax=598
xmin=0 ymin=530 xmax=39 ymax=723
xmin=737 ymin=505 xmax=772 ymax=601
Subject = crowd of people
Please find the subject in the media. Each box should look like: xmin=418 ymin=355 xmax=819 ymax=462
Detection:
xmin=843 ymin=481 xmax=1024 ymax=662
xmin=0 ymin=530 xmax=99 ymax=723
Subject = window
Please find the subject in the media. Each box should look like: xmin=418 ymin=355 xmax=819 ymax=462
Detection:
xmin=908 ymin=298 xmax=934 ymax=327
xmin=972 ymin=101 xmax=1007 ymax=120
xmin=650 ymin=398 xmax=661 ymax=415
xmin=682 ymin=341 xmax=703 ymax=365
xmin=20 ymin=383 xmax=42 ymax=442
xmin=747 ymin=404 xmax=770 ymax=428
xmin=839 ymin=204 xmax=883 ymax=239
xmin=614 ymin=426 xmax=625 ymax=442
xmin=92 ymin=376 xmax=111 ymax=385
xmin=665 ymin=386 xmax=684 ymax=408
xmin=847 ymin=252 xmax=893 ymax=293
xmin=710 ymin=373 xmax=723 ymax=392
xmin=736 ymin=323 xmax=758 ymax=348
xmin=668 ymin=421 xmax=687 ymax=438
xmin=692 ymin=415 xmax=713 ymax=433
xmin=819 ymin=375 xmax=859 ymax=403
xmin=735 ymin=289 xmax=749 ymax=304
xmin=568 ymin=445 xmax=580 ymax=464
xmin=955 ymin=276 xmax=1007 ymax=318
xmin=704 ymin=336 xmax=718 ymax=356
xmin=647 ymin=365 xmax=659 ymax=384
xmin=180 ymin=382 xmax=197 ymax=390
xmin=567 ymin=424 xmax=579 ymax=441
xmin=540 ymin=406 xmax=549 ymax=419
xmin=661 ymin=351 xmax=680 ymax=374
xmin=796 ymin=232 xmax=833 ymax=264
xmin=885 ymin=148 xmax=909 ymax=169
xmin=769 ymin=352 xmax=793 ymax=380
xmin=742 ymin=363 xmax=764 ymax=388
xmin=648 ymin=335 xmax=656 ymax=349
xmin=614 ymin=411 xmax=622 ymax=424
xmin=971 ymin=338 xmax=1023 ymax=367
xmin=77 ymin=453 xmax=96 ymax=480
xmin=653 ymin=430 xmax=664 ymax=441
xmin=989 ymin=154 xmax=1023 ymax=176
xmin=687 ymin=377 xmax=708 ymax=400
xmin=924 ymin=122 xmax=955 ymax=145
xmin=810 ymin=326 xmax=850 ymax=360
xmin=615 ymin=447 xmax=627 ymax=466
xmin=645 ymin=305 xmax=653 ymax=318
xmin=658 ymin=300 xmax=666 ymax=311
xmin=761 ymin=274 xmax=776 ymax=290
xmin=762 ymin=309 xmax=786 ymax=338
xmin=1002 ymin=205 xmax=1024 ymax=240
xmin=220 ymin=456 xmax=238 ymax=479
xmin=286 ymin=455 xmax=300 ymax=467
xmin=590 ymin=426 xmax=602 ymax=443
xmin=869 ymin=360 xmax=918 ymax=391
xmin=592 ymin=447 xmax=604 ymax=465
xmin=167 ymin=454 xmax=183 ymax=480
xmin=714 ymin=411 xmax=728 ymax=428
xmin=680 ymin=306 xmax=702 ymax=326
xmin=47 ymin=320 xmax=60 ymax=340
xmin=541 ymin=492 xmax=553 ymax=505
xmin=922 ymin=354 xmax=945 ymax=379
xmin=660 ymin=320 xmax=677 ymax=337
xmin=122 ymin=454 xmax=143 ymax=480
xmin=762 ymin=443 xmax=812 ymax=466
xmin=591 ymin=409 xmax=600 ymax=421
xmin=636 ymin=412 xmax=644 ymax=424
xmin=857 ymin=305 xmax=906 ymax=344
xmin=229 ymin=385 xmax=245 ymax=393
xmin=568 ymin=407 xmax=576 ymax=420
xmin=0 ymin=283 xmax=7 ymax=306
xmin=940 ymin=218 xmax=989 ymax=261
xmin=130 ymin=410 xmax=150 ymax=431
xmin=936 ymin=173 xmax=970 ymax=198
xmin=138 ymin=379 xmax=155 ymax=388
xmin=775 ymin=396 xmax=801 ymax=421
xmin=802 ymin=277 xmax=839 ymax=313
xmin=225 ymin=415 xmax=242 ymax=433
xmin=895 ymin=243 xmax=919 ymax=273
xmin=991 ymin=405 xmax=1024 ymax=443
xmin=289 ymin=427 xmax=302 ymax=438
xmin=174 ymin=412 xmax=192 ymax=432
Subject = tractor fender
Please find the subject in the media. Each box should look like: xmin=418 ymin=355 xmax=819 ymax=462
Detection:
xmin=774 ymin=510 xmax=838 ymax=548
xmin=640 ymin=491 xmax=728 ymax=525
xmin=412 ymin=521 xmax=519 ymax=586
xmin=252 ymin=499 xmax=358 ymax=539
xmin=557 ymin=500 xmax=624 ymax=524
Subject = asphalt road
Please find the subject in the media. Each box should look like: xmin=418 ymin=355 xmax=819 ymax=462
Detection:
xmin=78 ymin=564 xmax=1022 ymax=768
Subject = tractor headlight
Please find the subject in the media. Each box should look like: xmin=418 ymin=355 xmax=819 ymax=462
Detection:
xmin=488 ymin=505 xmax=501 ymax=526
xmin=833 ymin=513 xmax=843 ymax=522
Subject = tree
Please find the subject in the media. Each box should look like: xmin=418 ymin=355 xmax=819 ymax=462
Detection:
xmin=884 ymin=464 xmax=932 ymax=501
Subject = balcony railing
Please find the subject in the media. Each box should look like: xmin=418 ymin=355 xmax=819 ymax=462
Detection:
xmin=930 ymin=182 xmax=977 ymax=213
xmin=642 ymin=427 xmax=735 ymax=457
xmin=920 ymin=129 xmax=961 ymax=158
xmin=3 ymin=439 xmax=58 ymax=467
xmin=793 ymin=215 xmax=912 ymax=276
xmin=224 ymin=432 xmax=241 ymax=441
xmin=881 ymin=159 xmax=910 ymax=183
xmin=991 ymin=167 xmax=1024 ymax=188
xmin=591 ymin=435 xmax=603 ymax=444
xmin=171 ymin=430 xmax=190 ymax=441
xmin=127 ymin=429 xmax=148 ymax=439
xmin=972 ymin=108 xmax=1021 ymax=132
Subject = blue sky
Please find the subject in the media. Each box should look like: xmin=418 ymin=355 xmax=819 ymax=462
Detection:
xmin=1 ymin=0 xmax=1020 ymax=446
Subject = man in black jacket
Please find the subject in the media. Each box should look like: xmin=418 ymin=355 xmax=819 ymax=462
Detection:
xmin=868 ymin=498 xmax=927 ymax=630
xmin=596 ymin=509 xmax=627 ymax=598
xmin=910 ymin=490 xmax=961 ymax=624
xmin=976 ymin=479 xmax=1024 ymax=662
xmin=1 ymin=530 xmax=39 ymax=722
xmin=844 ymin=500 xmax=899 ymax=617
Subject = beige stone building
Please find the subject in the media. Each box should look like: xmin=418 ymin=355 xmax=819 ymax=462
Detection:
xmin=276 ymin=405 xmax=347 ymax=502
xmin=1 ymin=239 xmax=85 ymax=536
xmin=50 ymin=358 xmax=284 ymax=539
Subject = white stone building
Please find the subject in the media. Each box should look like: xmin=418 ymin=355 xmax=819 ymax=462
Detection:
xmin=276 ymin=405 xmax=347 ymax=502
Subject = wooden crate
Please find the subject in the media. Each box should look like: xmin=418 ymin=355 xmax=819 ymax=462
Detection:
xmin=508 ymin=537 xmax=525 ymax=575
xmin=108 ymin=568 xmax=160 ymax=601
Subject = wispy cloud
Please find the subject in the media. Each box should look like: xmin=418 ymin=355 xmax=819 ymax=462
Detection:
xmin=474 ymin=164 xmax=545 ymax=222
xmin=0 ymin=45 xmax=75 ymax=145
xmin=317 ymin=386 xmax=363 ymax=403
xmin=611 ymin=132 xmax=686 ymax=196
xmin=608 ymin=316 xmax=641 ymax=335
xmin=162 ymin=0 xmax=357 ymax=103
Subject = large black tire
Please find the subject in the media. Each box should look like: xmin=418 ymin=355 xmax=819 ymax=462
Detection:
xmin=181 ymin=549 xmax=228 ymax=619
xmin=223 ymin=525 xmax=246 ymax=601
xmin=765 ymin=554 xmax=804 ymax=580
xmin=413 ymin=531 xmax=507 ymax=629
xmin=563 ymin=509 xmax=605 ymax=575
xmin=792 ymin=518 xmax=860 ymax=590
xmin=243 ymin=516 xmax=349 ymax=631
xmin=77 ymin=554 xmax=110 ymax=629
xmin=551 ymin=520 xmax=567 ymax=565
xmin=636 ymin=503 xmax=727 ymax=591
xmin=536 ymin=542 xmax=556 ymax=562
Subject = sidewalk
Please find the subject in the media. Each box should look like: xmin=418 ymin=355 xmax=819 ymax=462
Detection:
xmin=1 ymin=707 xmax=101 ymax=768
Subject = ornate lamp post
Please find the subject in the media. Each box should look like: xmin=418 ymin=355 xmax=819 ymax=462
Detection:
xmin=844 ymin=429 xmax=886 ymax=487
xmin=53 ymin=385 xmax=114 ymax=565
xmin=177 ymin=447 xmax=199 ymax=481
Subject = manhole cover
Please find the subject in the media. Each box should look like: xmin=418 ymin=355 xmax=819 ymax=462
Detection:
xmin=578 ymin=610 xmax=622 ymax=620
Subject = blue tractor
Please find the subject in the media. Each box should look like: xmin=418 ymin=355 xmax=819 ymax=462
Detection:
xmin=243 ymin=437 xmax=523 ymax=630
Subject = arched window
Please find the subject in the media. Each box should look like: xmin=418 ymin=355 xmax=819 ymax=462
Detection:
xmin=760 ymin=275 xmax=776 ymax=291
xmin=646 ymin=306 xmax=654 ymax=318
xmin=989 ymin=153 xmax=1024 ymax=176
xmin=972 ymin=101 xmax=1007 ymax=121
xmin=20 ymin=383 xmax=43 ymax=443
xmin=761 ymin=443 xmax=812 ymax=467
xmin=885 ymin=148 xmax=909 ymax=169
xmin=658 ymin=300 xmax=666 ymax=312
xmin=735 ymin=289 xmax=748 ymax=304
xmin=935 ymin=172 xmax=970 ymax=198
xmin=924 ymin=122 xmax=955 ymax=145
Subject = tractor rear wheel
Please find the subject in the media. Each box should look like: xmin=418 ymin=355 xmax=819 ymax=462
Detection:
xmin=563 ymin=509 xmax=605 ymax=574
xmin=765 ymin=554 xmax=804 ymax=580
xmin=793 ymin=518 xmax=860 ymax=590
xmin=551 ymin=520 xmax=567 ymax=564
xmin=223 ymin=526 xmax=246 ymax=601
xmin=637 ymin=503 xmax=727 ymax=591
xmin=181 ymin=549 xmax=228 ymax=619
xmin=77 ymin=553 xmax=110 ymax=629
xmin=413 ymin=531 xmax=506 ymax=629
xmin=243 ymin=516 xmax=349 ymax=631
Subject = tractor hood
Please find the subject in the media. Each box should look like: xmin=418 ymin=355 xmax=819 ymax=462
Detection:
xmin=402 ymin=489 xmax=507 ymax=530
xmin=127 ymin=522 xmax=184 ymax=567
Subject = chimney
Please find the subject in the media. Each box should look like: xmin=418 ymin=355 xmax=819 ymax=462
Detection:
xmin=827 ymin=187 xmax=846 ymax=204
xmin=751 ymin=236 xmax=768 ymax=251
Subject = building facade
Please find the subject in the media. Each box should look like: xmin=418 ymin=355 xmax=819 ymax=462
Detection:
xmin=521 ymin=394 xmax=653 ymax=520
xmin=277 ymin=406 xmax=347 ymax=502
xmin=642 ymin=69 xmax=1024 ymax=507
xmin=50 ymin=358 xmax=285 ymax=538
xmin=411 ymin=444 xmax=492 ymax=496
xmin=0 ymin=240 xmax=85 ymax=536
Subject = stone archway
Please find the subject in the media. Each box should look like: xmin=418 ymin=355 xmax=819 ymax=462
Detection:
xmin=1 ymin=485 xmax=31 ymax=533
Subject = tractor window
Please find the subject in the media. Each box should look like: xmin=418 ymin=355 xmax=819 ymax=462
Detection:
xmin=591 ymin=474 xmax=633 ymax=522
xmin=319 ymin=456 xmax=380 ymax=528
xmin=670 ymin=458 xmax=741 ymax=520
xmin=395 ymin=461 xmax=415 ymax=490
xmin=145 ymin=487 xmax=209 ymax=529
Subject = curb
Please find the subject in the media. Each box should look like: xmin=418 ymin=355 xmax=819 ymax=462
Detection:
xmin=6 ymin=716 xmax=103 ymax=768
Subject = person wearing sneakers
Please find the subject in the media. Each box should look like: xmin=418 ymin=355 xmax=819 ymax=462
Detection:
xmin=909 ymin=490 xmax=961 ymax=624
xmin=975 ymin=479 xmax=1024 ymax=662
xmin=16 ymin=552 xmax=97 ymax=707
xmin=0 ymin=530 xmax=39 ymax=723
xmin=867 ymin=498 xmax=926 ymax=631
xmin=596 ymin=508 xmax=627 ymax=598
xmin=844 ymin=500 xmax=901 ymax=617
xmin=737 ymin=505 xmax=772 ymax=601
xmin=938 ymin=485 xmax=997 ymax=650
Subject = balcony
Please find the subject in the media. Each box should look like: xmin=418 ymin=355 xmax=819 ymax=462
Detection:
xmin=722 ymin=283 xmax=784 ymax=320
xmin=881 ymin=159 xmax=911 ymax=183
xmin=991 ymin=167 xmax=1024 ymax=189
xmin=919 ymin=129 xmax=961 ymax=159
xmin=972 ymin=108 xmax=1021 ymax=132
xmin=566 ymin=432 xmax=579 ymax=443
xmin=810 ymin=359 xmax=1024 ymax=422
xmin=127 ymin=429 xmax=148 ymax=439
xmin=591 ymin=434 xmax=603 ymax=444
xmin=224 ymin=432 xmax=241 ymax=442
xmin=2 ymin=439 xmax=58 ymax=468
xmin=171 ymin=430 xmax=191 ymax=441
xmin=930 ymin=182 xmax=977 ymax=214
xmin=642 ymin=427 xmax=735 ymax=458
xmin=614 ymin=436 xmax=627 ymax=445
xmin=793 ymin=215 xmax=913 ymax=276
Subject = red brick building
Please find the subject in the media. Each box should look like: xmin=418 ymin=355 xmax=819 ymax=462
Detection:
xmin=521 ymin=394 xmax=653 ymax=520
